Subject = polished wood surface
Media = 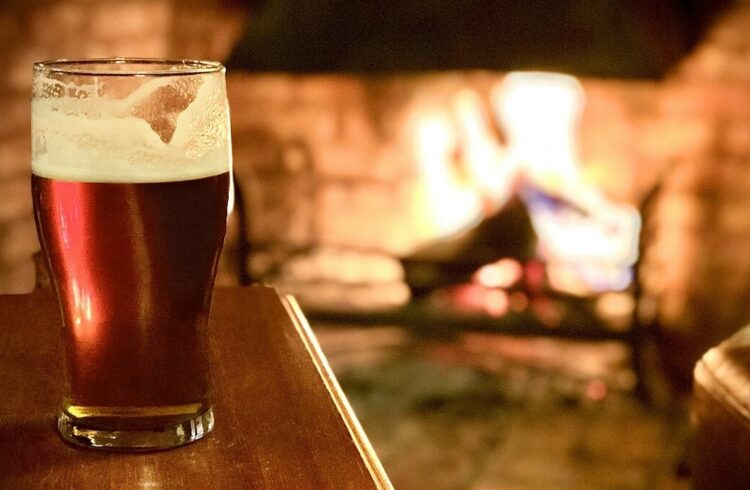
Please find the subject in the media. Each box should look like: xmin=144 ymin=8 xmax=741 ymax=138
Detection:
xmin=0 ymin=286 xmax=391 ymax=489
xmin=692 ymin=328 xmax=750 ymax=489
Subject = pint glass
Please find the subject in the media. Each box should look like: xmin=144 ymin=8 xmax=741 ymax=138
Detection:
xmin=31 ymin=59 xmax=232 ymax=450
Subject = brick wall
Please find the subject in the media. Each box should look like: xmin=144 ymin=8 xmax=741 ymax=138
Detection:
xmin=643 ymin=5 xmax=750 ymax=386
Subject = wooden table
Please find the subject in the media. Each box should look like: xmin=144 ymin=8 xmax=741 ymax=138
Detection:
xmin=0 ymin=286 xmax=392 ymax=489
xmin=693 ymin=326 xmax=750 ymax=489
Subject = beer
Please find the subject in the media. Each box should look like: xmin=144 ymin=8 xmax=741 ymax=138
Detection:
xmin=33 ymin=173 xmax=229 ymax=430
xmin=31 ymin=58 xmax=232 ymax=449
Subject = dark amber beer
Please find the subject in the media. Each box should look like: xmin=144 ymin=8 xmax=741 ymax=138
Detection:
xmin=33 ymin=174 xmax=229 ymax=427
xmin=31 ymin=59 xmax=232 ymax=449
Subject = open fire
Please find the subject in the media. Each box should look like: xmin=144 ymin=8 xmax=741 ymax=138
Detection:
xmin=242 ymin=71 xmax=647 ymax=329
xmin=408 ymin=72 xmax=641 ymax=323
xmin=223 ymin=0 xmax=750 ymax=385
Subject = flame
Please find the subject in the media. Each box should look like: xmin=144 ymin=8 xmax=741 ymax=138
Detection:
xmin=453 ymin=90 xmax=516 ymax=205
xmin=493 ymin=72 xmax=584 ymax=192
xmin=494 ymin=72 xmax=641 ymax=294
xmin=410 ymin=71 xmax=640 ymax=295
xmin=411 ymin=108 xmax=482 ymax=239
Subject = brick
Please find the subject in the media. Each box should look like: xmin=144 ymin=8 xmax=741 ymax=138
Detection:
xmin=0 ymin=177 xmax=32 ymax=223
xmin=312 ymin=144 xmax=373 ymax=179
xmin=231 ymin=130 xmax=284 ymax=175
xmin=0 ymin=94 xmax=30 ymax=136
xmin=107 ymin=37 xmax=169 ymax=58
xmin=0 ymin=10 xmax=22 ymax=46
xmin=0 ymin=259 xmax=35 ymax=294
xmin=638 ymin=119 xmax=715 ymax=161
xmin=661 ymin=82 xmax=750 ymax=119
xmin=226 ymin=74 xmax=297 ymax=108
xmin=315 ymin=182 xmax=406 ymax=250
xmin=678 ymin=45 xmax=731 ymax=81
xmin=371 ymin=145 xmax=411 ymax=181
xmin=90 ymin=1 xmax=170 ymax=40
xmin=294 ymin=76 xmax=364 ymax=106
xmin=28 ymin=2 xmax=87 ymax=46
xmin=0 ymin=218 xmax=38 ymax=266
xmin=724 ymin=123 xmax=750 ymax=155
xmin=9 ymin=46 xmax=48 ymax=92
xmin=0 ymin=135 xmax=31 ymax=179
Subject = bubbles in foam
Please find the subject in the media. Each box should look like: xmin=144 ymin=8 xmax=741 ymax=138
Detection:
xmin=32 ymin=70 xmax=231 ymax=183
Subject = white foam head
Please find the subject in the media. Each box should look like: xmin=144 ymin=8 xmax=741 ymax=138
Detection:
xmin=31 ymin=60 xmax=232 ymax=183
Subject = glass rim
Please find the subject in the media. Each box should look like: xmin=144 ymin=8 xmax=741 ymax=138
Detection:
xmin=33 ymin=58 xmax=224 ymax=77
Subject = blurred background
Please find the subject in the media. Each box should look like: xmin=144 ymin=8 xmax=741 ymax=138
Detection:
xmin=4 ymin=1 xmax=750 ymax=487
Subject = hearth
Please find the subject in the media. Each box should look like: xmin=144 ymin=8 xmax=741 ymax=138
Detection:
xmin=225 ymin=67 xmax=656 ymax=391
xmin=225 ymin=1 xmax=750 ymax=392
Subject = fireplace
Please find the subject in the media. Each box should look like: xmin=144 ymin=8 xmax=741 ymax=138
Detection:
xmin=224 ymin=70 xmax=652 ymax=395
xmin=221 ymin=0 xmax=750 ymax=391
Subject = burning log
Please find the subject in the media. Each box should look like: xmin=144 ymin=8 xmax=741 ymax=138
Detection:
xmin=400 ymin=195 xmax=535 ymax=298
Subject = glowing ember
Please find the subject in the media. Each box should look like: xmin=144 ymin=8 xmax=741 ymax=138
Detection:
xmin=508 ymin=291 xmax=529 ymax=312
xmin=531 ymin=297 xmax=563 ymax=328
xmin=484 ymin=289 xmax=510 ymax=317
xmin=449 ymin=284 xmax=509 ymax=317
xmin=585 ymin=379 xmax=609 ymax=401
xmin=473 ymin=258 xmax=523 ymax=289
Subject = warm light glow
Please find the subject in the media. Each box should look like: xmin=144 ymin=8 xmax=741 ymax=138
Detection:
xmin=453 ymin=90 xmax=516 ymax=205
xmin=585 ymin=379 xmax=608 ymax=401
xmin=451 ymin=284 xmax=509 ymax=317
xmin=409 ymin=71 xmax=640 ymax=295
xmin=484 ymin=289 xmax=509 ymax=317
xmin=493 ymin=72 xmax=641 ymax=293
xmin=138 ymin=464 xmax=158 ymax=489
xmin=227 ymin=169 xmax=236 ymax=216
xmin=595 ymin=291 xmax=636 ymax=318
xmin=473 ymin=258 xmax=523 ymax=289
xmin=71 ymin=279 xmax=83 ymax=326
xmin=54 ymin=183 xmax=97 ymax=341
xmin=411 ymin=108 xmax=482 ymax=238
xmin=494 ymin=72 xmax=583 ymax=191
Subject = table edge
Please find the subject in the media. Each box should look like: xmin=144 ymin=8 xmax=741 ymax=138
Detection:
xmin=282 ymin=295 xmax=394 ymax=490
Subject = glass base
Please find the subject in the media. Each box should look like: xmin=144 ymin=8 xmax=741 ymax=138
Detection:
xmin=57 ymin=406 xmax=214 ymax=451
